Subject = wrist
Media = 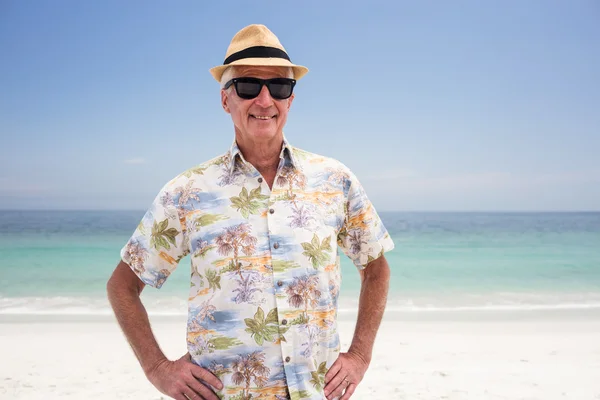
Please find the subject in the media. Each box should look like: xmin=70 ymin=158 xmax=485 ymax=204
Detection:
xmin=143 ymin=355 xmax=169 ymax=379
xmin=347 ymin=347 xmax=371 ymax=367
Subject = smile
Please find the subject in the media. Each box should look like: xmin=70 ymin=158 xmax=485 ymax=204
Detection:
xmin=250 ymin=114 xmax=276 ymax=120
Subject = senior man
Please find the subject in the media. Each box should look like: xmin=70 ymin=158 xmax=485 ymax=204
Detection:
xmin=107 ymin=24 xmax=394 ymax=400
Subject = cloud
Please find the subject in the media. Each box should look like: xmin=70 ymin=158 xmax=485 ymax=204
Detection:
xmin=123 ymin=158 xmax=146 ymax=165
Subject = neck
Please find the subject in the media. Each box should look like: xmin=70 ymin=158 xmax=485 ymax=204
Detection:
xmin=235 ymin=132 xmax=283 ymax=176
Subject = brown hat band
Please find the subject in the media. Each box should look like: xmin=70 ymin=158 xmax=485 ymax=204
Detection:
xmin=223 ymin=46 xmax=291 ymax=65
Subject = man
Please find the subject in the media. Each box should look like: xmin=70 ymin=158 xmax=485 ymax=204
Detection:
xmin=107 ymin=24 xmax=394 ymax=400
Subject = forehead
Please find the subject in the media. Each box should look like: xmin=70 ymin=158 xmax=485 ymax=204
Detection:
xmin=234 ymin=66 xmax=290 ymax=79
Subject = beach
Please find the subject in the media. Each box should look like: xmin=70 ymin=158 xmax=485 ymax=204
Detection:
xmin=2 ymin=211 xmax=600 ymax=399
xmin=1 ymin=309 xmax=599 ymax=400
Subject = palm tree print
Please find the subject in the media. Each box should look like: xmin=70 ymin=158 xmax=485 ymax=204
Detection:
xmin=232 ymin=273 xmax=261 ymax=304
xmin=288 ymin=203 xmax=314 ymax=230
xmin=310 ymin=361 xmax=328 ymax=392
xmin=231 ymin=351 xmax=270 ymax=400
xmin=202 ymin=268 xmax=220 ymax=292
xmin=215 ymin=223 xmax=257 ymax=279
xmin=217 ymin=155 xmax=244 ymax=186
xmin=285 ymin=275 xmax=322 ymax=322
xmin=347 ymin=228 xmax=368 ymax=256
xmin=150 ymin=219 xmax=179 ymax=251
xmin=123 ymin=240 xmax=148 ymax=274
xmin=244 ymin=306 xmax=289 ymax=345
xmin=230 ymin=187 xmax=269 ymax=219
xmin=276 ymin=165 xmax=307 ymax=201
xmin=301 ymin=234 xmax=332 ymax=269
xmin=301 ymin=324 xmax=324 ymax=358
xmin=174 ymin=181 xmax=202 ymax=207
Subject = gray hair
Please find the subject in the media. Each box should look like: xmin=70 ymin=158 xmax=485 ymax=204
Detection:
xmin=220 ymin=66 xmax=294 ymax=89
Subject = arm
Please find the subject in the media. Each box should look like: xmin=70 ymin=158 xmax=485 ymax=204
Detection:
xmin=324 ymin=255 xmax=391 ymax=400
xmin=106 ymin=261 xmax=164 ymax=375
xmin=349 ymin=255 xmax=390 ymax=364
xmin=107 ymin=261 xmax=223 ymax=400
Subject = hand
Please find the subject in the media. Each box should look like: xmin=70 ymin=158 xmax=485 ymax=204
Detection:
xmin=146 ymin=353 xmax=223 ymax=400
xmin=323 ymin=351 xmax=369 ymax=400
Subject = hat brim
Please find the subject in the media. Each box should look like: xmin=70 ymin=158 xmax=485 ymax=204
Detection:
xmin=209 ymin=58 xmax=309 ymax=82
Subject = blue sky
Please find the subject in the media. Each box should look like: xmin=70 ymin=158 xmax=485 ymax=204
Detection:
xmin=1 ymin=1 xmax=599 ymax=211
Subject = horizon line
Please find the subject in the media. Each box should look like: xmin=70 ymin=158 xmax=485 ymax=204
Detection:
xmin=1 ymin=209 xmax=599 ymax=213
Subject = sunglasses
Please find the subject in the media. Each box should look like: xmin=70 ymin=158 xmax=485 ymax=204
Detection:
xmin=223 ymin=77 xmax=296 ymax=100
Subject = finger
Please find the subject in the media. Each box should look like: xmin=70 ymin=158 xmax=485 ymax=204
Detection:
xmin=174 ymin=394 xmax=188 ymax=400
xmin=186 ymin=379 xmax=218 ymax=400
xmin=179 ymin=389 xmax=196 ymax=400
xmin=327 ymin=378 xmax=350 ymax=400
xmin=324 ymin=371 xmax=346 ymax=398
xmin=325 ymin=358 xmax=342 ymax=384
xmin=340 ymin=383 xmax=357 ymax=400
xmin=190 ymin=364 xmax=223 ymax=391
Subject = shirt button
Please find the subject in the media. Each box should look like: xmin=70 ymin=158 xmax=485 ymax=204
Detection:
xmin=273 ymin=242 xmax=279 ymax=249
xmin=258 ymin=177 xmax=263 ymax=183
xmin=277 ymin=280 xmax=283 ymax=287
xmin=282 ymin=319 xmax=288 ymax=325
xmin=269 ymin=208 xmax=275 ymax=214
xmin=285 ymin=356 xmax=291 ymax=363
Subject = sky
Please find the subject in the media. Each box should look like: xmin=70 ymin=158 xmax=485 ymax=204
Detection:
xmin=1 ymin=0 xmax=599 ymax=211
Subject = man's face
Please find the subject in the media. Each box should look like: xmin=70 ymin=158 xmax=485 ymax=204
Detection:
xmin=221 ymin=66 xmax=294 ymax=143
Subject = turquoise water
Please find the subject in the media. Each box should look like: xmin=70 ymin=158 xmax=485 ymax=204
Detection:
xmin=1 ymin=211 xmax=599 ymax=314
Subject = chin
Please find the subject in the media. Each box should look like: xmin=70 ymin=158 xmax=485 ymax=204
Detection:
xmin=247 ymin=129 xmax=279 ymax=141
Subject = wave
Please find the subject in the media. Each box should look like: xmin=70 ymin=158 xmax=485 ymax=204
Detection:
xmin=2 ymin=293 xmax=600 ymax=316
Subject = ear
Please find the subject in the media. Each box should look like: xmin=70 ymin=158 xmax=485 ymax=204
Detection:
xmin=221 ymin=89 xmax=230 ymax=114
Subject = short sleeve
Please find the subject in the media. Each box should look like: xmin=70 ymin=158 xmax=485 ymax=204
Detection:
xmin=120 ymin=184 xmax=189 ymax=288
xmin=337 ymin=169 xmax=394 ymax=269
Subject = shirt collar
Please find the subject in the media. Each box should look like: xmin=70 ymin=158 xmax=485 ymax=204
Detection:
xmin=228 ymin=136 xmax=297 ymax=175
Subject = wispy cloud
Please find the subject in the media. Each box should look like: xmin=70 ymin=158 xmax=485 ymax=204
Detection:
xmin=123 ymin=158 xmax=146 ymax=165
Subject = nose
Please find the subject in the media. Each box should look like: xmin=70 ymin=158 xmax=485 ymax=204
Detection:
xmin=253 ymin=84 xmax=274 ymax=107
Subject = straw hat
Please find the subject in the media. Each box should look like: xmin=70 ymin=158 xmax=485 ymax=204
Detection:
xmin=209 ymin=24 xmax=308 ymax=82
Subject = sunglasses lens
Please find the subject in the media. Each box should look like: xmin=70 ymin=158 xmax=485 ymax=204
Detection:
xmin=268 ymin=79 xmax=294 ymax=99
xmin=235 ymin=79 xmax=262 ymax=99
xmin=233 ymin=78 xmax=295 ymax=100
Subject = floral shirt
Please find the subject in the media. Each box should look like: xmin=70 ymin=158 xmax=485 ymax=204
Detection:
xmin=120 ymin=138 xmax=394 ymax=400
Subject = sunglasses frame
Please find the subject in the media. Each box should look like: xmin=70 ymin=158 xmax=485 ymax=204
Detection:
xmin=223 ymin=77 xmax=297 ymax=100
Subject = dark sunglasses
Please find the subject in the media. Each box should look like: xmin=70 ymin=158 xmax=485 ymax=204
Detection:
xmin=223 ymin=77 xmax=296 ymax=100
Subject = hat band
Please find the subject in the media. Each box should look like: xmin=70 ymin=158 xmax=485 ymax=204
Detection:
xmin=223 ymin=46 xmax=290 ymax=65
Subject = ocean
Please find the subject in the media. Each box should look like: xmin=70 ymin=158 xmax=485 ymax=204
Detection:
xmin=1 ymin=210 xmax=599 ymax=316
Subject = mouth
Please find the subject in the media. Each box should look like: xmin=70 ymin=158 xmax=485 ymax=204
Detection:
xmin=250 ymin=114 xmax=277 ymax=121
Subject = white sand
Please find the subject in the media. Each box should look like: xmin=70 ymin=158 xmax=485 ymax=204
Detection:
xmin=1 ymin=310 xmax=599 ymax=400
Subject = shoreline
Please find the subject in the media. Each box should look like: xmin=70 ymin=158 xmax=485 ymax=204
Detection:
xmin=1 ymin=306 xmax=599 ymax=323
